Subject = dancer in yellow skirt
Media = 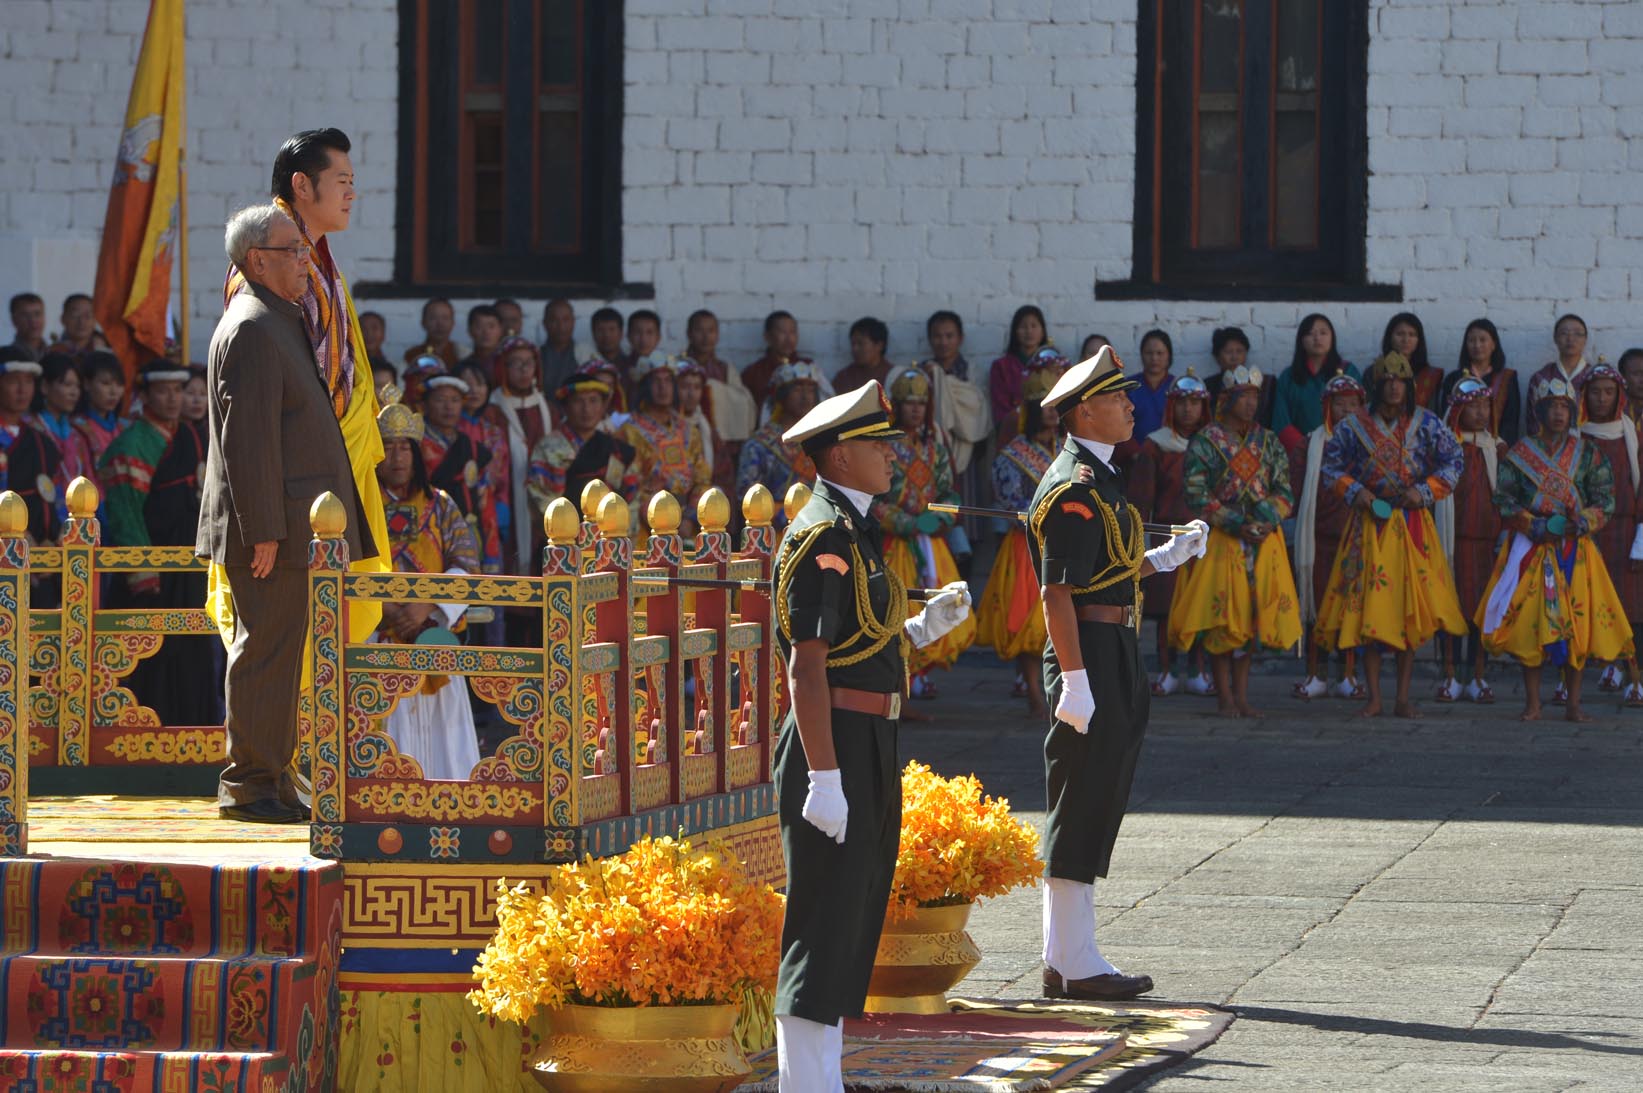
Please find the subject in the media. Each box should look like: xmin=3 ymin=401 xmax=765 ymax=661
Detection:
xmin=876 ymin=367 xmax=977 ymax=698
xmin=1478 ymin=376 xmax=1631 ymax=721
xmin=978 ymin=368 xmax=1059 ymax=716
xmin=1316 ymin=352 xmax=1467 ymax=718
xmin=1172 ymin=365 xmax=1302 ymax=717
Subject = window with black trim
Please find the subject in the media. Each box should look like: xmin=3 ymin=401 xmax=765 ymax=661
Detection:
xmin=388 ymin=0 xmax=628 ymax=294
xmin=1102 ymin=0 xmax=1396 ymax=301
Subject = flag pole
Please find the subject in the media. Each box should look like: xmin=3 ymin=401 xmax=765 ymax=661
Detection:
xmin=176 ymin=0 xmax=189 ymax=362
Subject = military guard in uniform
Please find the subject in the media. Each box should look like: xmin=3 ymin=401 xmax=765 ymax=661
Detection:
xmin=771 ymin=381 xmax=972 ymax=1092
xmin=1029 ymin=348 xmax=1206 ymax=1001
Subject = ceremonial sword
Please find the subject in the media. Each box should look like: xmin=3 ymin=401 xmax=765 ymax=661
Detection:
xmin=632 ymin=576 xmax=937 ymax=602
xmin=927 ymin=502 xmax=1193 ymax=538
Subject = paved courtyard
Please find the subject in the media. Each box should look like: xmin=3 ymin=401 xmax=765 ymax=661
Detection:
xmin=905 ymin=638 xmax=1643 ymax=1091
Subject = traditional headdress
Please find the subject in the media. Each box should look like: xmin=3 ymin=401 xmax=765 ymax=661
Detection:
xmin=0 ymin=358 xmax=45 ymax=378
xmin=771 ymin=360 xmax=823 ymax=393
xmin=555 ymin=375 xmax=612 ymax=403
xmin=1321 ymin=373 xmax=1366 ymax=432
xmin=1531 ymin=375 xmax=1577 ymax=408
xmin=629 ymin=351 xmax=676 ymax=383
xmin=783 ymin=381 xmax=905 ymax=457
xmin=1368 ymin=351 xmax=1413 ymax=385
xmin=1578 ymin=361 xmax=1627 ymax=423
xmin=1040 ymin=346 xmax=1137 ymax=410
xmin=1028 ymin=345 xmax=1071 ymax=373
xmin=1168 ymin=370 xmax=1211 ymax=401
xmin=375 ymin=383 xmax=424 ymax=442
xmin=889 ymin=367 xmax=931 ymax=403
xmin=1219 ymin=364 xmax=1263 ymax=393
xmin=1444 ymin=376 xmax=1492 ymax=431
xmin=136 ymin=361 xmax=190 ymax=387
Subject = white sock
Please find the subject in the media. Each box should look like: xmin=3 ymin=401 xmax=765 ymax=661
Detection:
xmin=1042 ymin=877 xmax=1119 ymax=979
xmin=777 ymin=1015 xmax=844 ymax=1093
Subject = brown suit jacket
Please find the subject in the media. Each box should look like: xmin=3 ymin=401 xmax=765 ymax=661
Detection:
xmin=196 ymin=280 xmax=373 ymax=568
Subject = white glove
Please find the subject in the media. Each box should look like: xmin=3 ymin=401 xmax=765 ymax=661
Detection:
xmin=1054 ymin=668 xmax=1095 ymax=734
xmin=1144 ymin=518 xmax=1209 ymax=574
xmin=801 ymin=768 xmax=848 ymax=844
xmin=1630 ymin=522 xmax=1643 ymax=562
xmin=904 ymin=581 xmax=972 ymax=648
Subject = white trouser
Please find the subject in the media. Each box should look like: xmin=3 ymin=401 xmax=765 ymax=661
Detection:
xmin=1042 ymin=877 xmax=1117 ymax=979
xmin=776 ymin=1015 xmax=844 ymax=1093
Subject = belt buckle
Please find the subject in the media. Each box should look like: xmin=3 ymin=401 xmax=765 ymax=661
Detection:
xmin=887 ymin=692 xmax=902 ymax=720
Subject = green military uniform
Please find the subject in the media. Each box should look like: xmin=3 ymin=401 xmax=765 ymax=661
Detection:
xmin=1028 ymin=439 xmax=1151 ymax=883
xmin=772 ymin=478 xmax=908 ymax=1023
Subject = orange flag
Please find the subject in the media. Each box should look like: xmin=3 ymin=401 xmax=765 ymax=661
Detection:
xmin=93 ymin=0 xmax=184 ymax=379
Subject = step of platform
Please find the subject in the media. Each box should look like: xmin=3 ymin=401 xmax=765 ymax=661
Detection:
xmin=0 ymin=852 xmax=340 ymax=1091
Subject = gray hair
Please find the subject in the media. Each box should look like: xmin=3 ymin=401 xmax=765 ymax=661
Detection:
xmin=224 ymin=203 xmax=294 ymax=267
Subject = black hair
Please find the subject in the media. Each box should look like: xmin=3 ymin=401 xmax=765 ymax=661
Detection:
xmin=1381 ymin=312 xmax=1430 ymax=373
xmin=0 ymin=345 xmax=33 ymax=365
xmin=456 ymin=360 xmax=489 ymax=397
xmin=493 ymin=297 xmax=519 ymax=310
xmin=33 ymin=352 xmax=78 ymax=414
xmin=637 ymin=368 xmax=674 ymax=410
xmin=763 ymin=310 xmax=796 ymax=335
xmin=1618 ymin=348 xmax=1643 ymax=375
xmin=1022 ymin=397 xmax=1050 ymax=438
xmin=1456 ymin=318 xmax=1505 ymax=373
xmin=62 ymin=293 xmax=93 ymax=311
xmin=82 ymin=350 xmax=124 ymax=385
xmin=543 ymin=297 xmax=572 ymax=315
xmin=1139 ymin=328 xmax=1173 ymax=368
xmin=8 ymin=293 xmax=42 ymax=317
xmin=359 ymin=309 xmax=384 ymax=325
xmin=270 ymin=128 xmax=351 ymax=203
xmin=926 ymin=310 xmax=964 ymax=339
xmin=628 ymin=308 xmax=661 ymax=331
xmin=849 ymin=316 xmax=888 ymax=348
xmin=1288 ymin=313 xmax=1344 ymax=382
xmin=420 ymin=297 xmax=452 ymax=319
xmin=686 ymin=309 xmax=716 ymax=331
xmin=1554 ymin=312 xmax=1588 ymax=338
xmin=467 ymin=304 xmax=501 ymax=327
xmin=1005 ymin=305 xmax=1049 ymax=360
xmin=1211 ymin=327 xmax=1250 ymax=356
xmin=1079 ymin=334 xmax=1109 ymax=358
xmin=591 ymin=307 xmax=623 ymax=328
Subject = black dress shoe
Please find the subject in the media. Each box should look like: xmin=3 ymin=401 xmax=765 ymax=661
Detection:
xmin=1043 ymin=965 xmax=1154 ymax=1001
xmin=219 ymin=799 xmax=308 ymax=824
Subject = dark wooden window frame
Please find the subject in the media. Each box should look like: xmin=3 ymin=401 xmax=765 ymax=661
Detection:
xmin=1099 ymin=0 xmax=1399 ymax=302
xmin=358 ymin=0 xmax=651 ymax=300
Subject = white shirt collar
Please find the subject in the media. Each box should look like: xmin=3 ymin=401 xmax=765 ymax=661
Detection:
xmin=818 ymin=476 xmax=876 ymax=518
xmin=1071 ymin=435 xmax=1116 ymax=471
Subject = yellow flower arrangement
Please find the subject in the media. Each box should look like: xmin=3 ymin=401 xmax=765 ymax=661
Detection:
xmin=468 ymin=835 xmax=785 ymax=1024
xmin=889 ymin=761 xmax=1042 ymax=921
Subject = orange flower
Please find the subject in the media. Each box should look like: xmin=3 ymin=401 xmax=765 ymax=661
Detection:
xmin=468 ymin=835 xmax=785 ymax=1022
xmin=889 ymin=761 xmax=1041 ymax=921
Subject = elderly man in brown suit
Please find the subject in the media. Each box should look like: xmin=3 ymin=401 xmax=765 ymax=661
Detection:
xmin=198 ymin=204 xmax=374 ymax=823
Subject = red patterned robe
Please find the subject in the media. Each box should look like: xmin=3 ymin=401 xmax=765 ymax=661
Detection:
xmin=1581 ymin=427 xmax=1641 ymax=620
xmin=1451 ymin=435 xmax=1507 ymax=617
xmin=1129 ymin=428 xmax=1195 ymax=622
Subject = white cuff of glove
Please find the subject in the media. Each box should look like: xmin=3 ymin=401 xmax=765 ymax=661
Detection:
xmin=1145 ymin=518 xmax=1208 ymax=573
xmin=1054 ymin=668 xmax=1095 ymax=734
xmin=907 ymin=580 xmax=971 ymax=647
xmin=801 ymin=768 xmax=848 ymax=843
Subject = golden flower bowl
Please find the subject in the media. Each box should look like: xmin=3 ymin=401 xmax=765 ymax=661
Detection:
xmin=532 ymin=1002 xmax=750 ymax=1093
xmin=864 ymin=901 xmax=983 ymax=1015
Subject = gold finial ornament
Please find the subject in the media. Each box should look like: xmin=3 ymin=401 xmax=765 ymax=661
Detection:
xmin=596 ymin=492 xmax=631 ymax=538
xmin=742 ymin=484 xmax=775 ymax=528
xmin=66 ymin=476 xmax=100 ymax=520
xmin=697 ymin=487 xmax=730 ymax=533
xmin=544 ymin=498 xmax=580 ymax=546
xmin=0 ymin=492 xmax=27 ymax=537
xmin=647 ymin=491 xmax=682 ymax=536
xmin=784 ymin=482 xmax=812 ymax=524
xmin=581 ymin=479 xmax=611 ymax=517
xmin=310 ymin=491 xmax=348 ymax=538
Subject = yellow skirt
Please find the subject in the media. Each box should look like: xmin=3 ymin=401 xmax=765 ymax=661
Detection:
xmin=1316 ymin=508 xmax=1466 ymax=651
xmin=885 ymin=535 xmax=976 ymax=671
xmin=976 ymin=528 xmax=1047 ymax=661
xmin=1476 ymin=537 xmax=1633 ymax=669
xmin=1168 ymin=527 xmax=1303 ymax=656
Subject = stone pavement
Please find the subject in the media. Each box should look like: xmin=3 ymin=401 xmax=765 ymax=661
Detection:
xmin=903 ymin=641 xmax=1643 ymax=1091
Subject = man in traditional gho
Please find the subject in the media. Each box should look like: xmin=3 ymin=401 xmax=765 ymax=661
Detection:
xmin=1292 ymin=374 xmax=1366 ymax=700
xmin=770 ymin=381 xmax=972 ymax=1092
xmin=1172 ymin=365 xmax=1302 ymax=718
xmin=1576 ymin=363 xmax=1643 ymax=702
xmin=0 ymin=349 xmax=61 ymax=543
xmin=1316 ymin=352 xmax=1467 ymax=719
xmin=402 ymin=298 xmax=462 ymax=374
xmin=1130 ymin=371 xmax=1211 ymax=698
xmin=1433 ymin=378 xmax=1507 ymax=704
xmin=419 ymin=368 xmax=496 ymax=562
xmin=619 ymin=353 xmax=710 ymax=530
xmin=483 ymin=336 xmax=554 ymax=575
xmin=527 ymin=375 xmax=638 ymax=523
xmin=977 ymin=367 xmax=1059 ymax=717
xmin=875 ymin=367 xmax=976 ymax=700
xmin=576 ymin=357 xmax=629 ymax=419
xmin=736 ymin=360 xmax=821 ymax=509
xmin=1480 ymin=377 xmax=1631 ymax=721
xmin=373 ymin=390 xmax=483 ymax=780
xmin=1029 ymin=347 xmax=1207 ymax=1003
xmin=99 ymin=360 xmax=216 ymax=726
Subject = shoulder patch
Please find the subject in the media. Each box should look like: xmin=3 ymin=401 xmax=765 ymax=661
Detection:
xmin=1061 ymin=500 xmax=1095 ymax=520
xmin=814 ymin=552 xmax=850 ymax=575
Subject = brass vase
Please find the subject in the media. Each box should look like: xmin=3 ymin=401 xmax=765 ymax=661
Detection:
xmin=864 ymin=901 xmax=982 ymax=1014
xmin=531 ymin=1002 xmax=750 ymax=1092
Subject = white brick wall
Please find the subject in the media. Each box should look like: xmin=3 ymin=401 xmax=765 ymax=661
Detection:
xmin=1 ymin=0 xmax=1640 ymax=383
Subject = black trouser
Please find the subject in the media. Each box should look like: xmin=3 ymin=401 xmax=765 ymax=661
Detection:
xmin=1042 ymin=620 xmax=1150 ymax=882
xmin=774 ymin=708 xmax=900 ymax=1024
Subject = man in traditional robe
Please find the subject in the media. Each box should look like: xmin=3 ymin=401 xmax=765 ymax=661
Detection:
xmin=538 ymin=298 xmax=581 ymax=396
xmin=6 ymin=294 xmax=47 ymax=362
xmin=419 ymin=370 xmax=493 ymax=548
xmin=0 ymin=350 xmax=60 ymax=542
xmin=402 ymin=297 xmax=462 ymax=373
xmin=527 ymin=375 xmax=638 ymax=520
xmin=100 ymin=360 xmax=217 ymax=726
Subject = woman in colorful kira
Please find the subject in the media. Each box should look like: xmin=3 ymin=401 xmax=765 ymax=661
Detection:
xmin=1292 ymin=374 xmax=1368 ymax=700
xmin=619 ymin=352 xmax=711 ymax=532
xmin=736 ymin=360 xmax=822 ymax=512
xmin=977 ymin=367 xmax=1060 ymax=716
xmin=1433 ymin=377 xmax=1507 ymax=704
xmin=1576 ymin=362 xmax=1643 ymax=703
xmin=876 ymin=367 xmax=976 ymax=699
xmin=1315 ymin=352 xmax=1467 ymax=719
xmin=1480 ymin=376 xmax=1632 ymax=721
xmin=1171 ymin=365 xmax=1302 ymax=718
xmin=1129 ymin=371 xmax=1212 ymax=697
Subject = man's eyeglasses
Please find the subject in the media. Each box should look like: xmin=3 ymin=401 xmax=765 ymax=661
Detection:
xmin=251 ymin=244 xmax=307 ymax=258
